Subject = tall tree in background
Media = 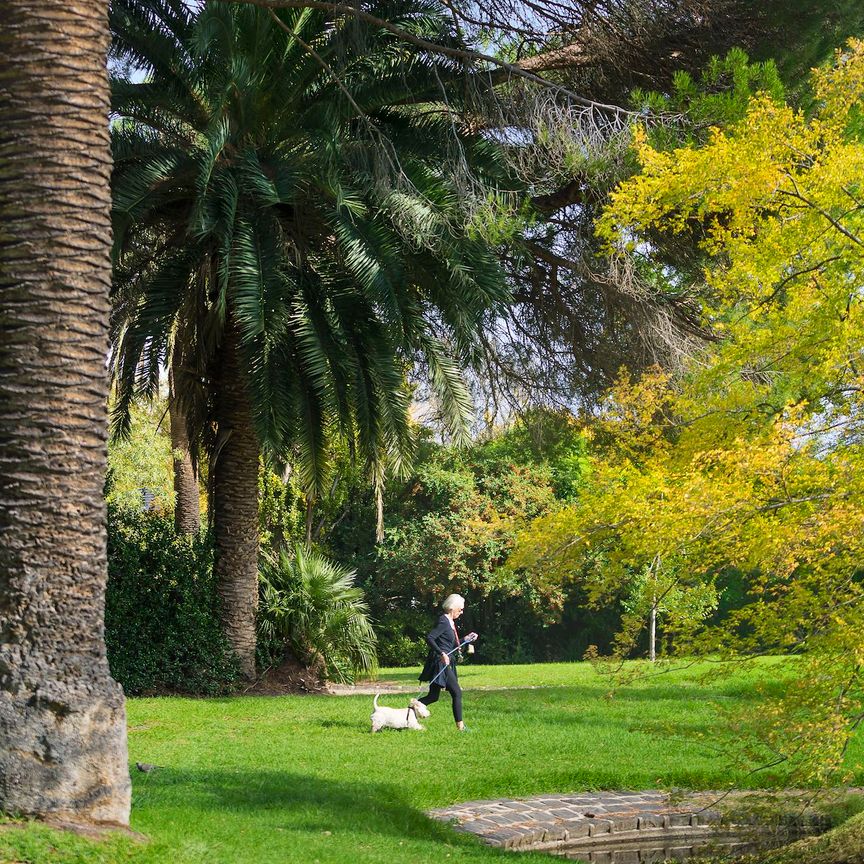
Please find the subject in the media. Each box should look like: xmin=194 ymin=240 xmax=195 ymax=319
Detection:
xmin=169 ymin=342 xmax=200 ymax=535
xmin=0 ymin=0 xmax=130 ymax=825
xmin=400 ymin=0 xmax=864 ymax=413
xmin=493 ymin=0 xmax=864 ymax=413
xmin=109 ymin=0 xmax=514 ymax=677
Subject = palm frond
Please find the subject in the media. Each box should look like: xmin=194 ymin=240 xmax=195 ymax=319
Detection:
xmin=258 ymin=546 xmax=378 ymax=684
xmin=110 ymin=0 xmax=518 ymax=525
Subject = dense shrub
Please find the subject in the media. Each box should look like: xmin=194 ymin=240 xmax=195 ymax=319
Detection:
xmin=372 ymin=609 xmax=427 ymax=668
xmin=258 ymin=546 xmax=377 ymax=684
xmin=105 ymin=506 xmax=240 ymax=695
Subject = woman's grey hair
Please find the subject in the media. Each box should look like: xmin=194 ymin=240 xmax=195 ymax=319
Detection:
xmin=442 ymin=593 xmax=465 ymax=612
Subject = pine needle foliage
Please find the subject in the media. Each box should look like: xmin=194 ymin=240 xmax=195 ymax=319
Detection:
xmin=108 ymin=0 xmax=517 ymax=495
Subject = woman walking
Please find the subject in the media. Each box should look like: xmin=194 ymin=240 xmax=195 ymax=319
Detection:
xmin=418 ymin=594 xmax=477 ymax=731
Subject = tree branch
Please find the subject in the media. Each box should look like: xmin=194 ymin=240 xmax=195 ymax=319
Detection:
xmin=229 ymin=0 xmax=636 ymax=117
xmin=779 ymin=178 xmax=864 ymax=249
xmin=531 ymin=176 xmax=591 ymax=215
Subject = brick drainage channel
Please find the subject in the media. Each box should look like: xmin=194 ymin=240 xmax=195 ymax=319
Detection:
xmin=428 ymin=791 xmax=822 ymax=860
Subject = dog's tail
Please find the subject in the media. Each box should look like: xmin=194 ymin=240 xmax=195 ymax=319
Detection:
xmin=373 ymin=692 xmax=380 ymax=710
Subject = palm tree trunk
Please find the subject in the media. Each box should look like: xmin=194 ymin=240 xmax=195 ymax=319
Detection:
xmin=0 ymin=0 xmax=131 ymax=825
xmin=213 ymin=321 xmax=260 ymax=679
xmin=169 ymin=354 xmax=200 ymax=535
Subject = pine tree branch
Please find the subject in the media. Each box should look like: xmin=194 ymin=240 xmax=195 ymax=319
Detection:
xmin=228 ymin=0 xmax=636 ymax=117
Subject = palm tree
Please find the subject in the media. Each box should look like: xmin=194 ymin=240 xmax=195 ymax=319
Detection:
xmin=109 ymin=0 xmax=515 ymax=678
xmin=259 ymin=546 xmax=378 ymax=685
xmin=0 ymin=0 xmax=131 ymax=823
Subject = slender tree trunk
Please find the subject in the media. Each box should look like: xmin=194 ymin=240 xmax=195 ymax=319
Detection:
xmin=648 ymin=555 xmax=659 ymax=663
xmin=169 ymin=354 xmax=200 ymax=535
xmin=649 ymin=596 xmax=657 ymax=663
xmin=0 ymin=0 xmax=131 ymax=825
xmin=305 ymin=495 xmax=315 ymax=548
xmin=213 ymin=322 xmax=260 ymax=679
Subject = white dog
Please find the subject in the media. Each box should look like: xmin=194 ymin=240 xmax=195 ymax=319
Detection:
xmin=370 ymin=693 xmax=431 ymax=732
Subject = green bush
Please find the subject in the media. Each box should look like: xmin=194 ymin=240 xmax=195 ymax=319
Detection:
xmin=258 ymin=546 xmax=377 ymax=684
xmin=105 ymin=506 xmax=240 ymax=695
xmin=373 ymin=610 xmax=427 ymax=667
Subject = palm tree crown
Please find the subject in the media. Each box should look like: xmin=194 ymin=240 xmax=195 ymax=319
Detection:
xmin=110 ymin=0 xmax=516 ymax=489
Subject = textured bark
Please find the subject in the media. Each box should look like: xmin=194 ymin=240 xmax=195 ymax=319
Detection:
xmin=0 ymin=0 xmax=131 ymax=825
xmin=213 ymin=323 xmax=260 ymax=680
xmin=169 ymin=354 xmax=200 ymax=536
xmin=518 ymin=42 xmax=586 ymax=73
xmin=531 ymin=176 xmax=590 ymax=217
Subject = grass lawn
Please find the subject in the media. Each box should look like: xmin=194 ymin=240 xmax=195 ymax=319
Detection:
xmin=2 ymin=660 xmax=860 ymax=864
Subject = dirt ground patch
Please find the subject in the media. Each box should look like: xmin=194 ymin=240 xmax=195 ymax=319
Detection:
xmin=325 ymin=680 xmax=415 ymax=696
xmin=241 ymin=661 xmax=416 ymax=696
xmin=243 ymin=656 xmax=328 ymax=695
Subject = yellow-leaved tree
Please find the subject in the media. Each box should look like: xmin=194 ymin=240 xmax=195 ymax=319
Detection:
xmin=512 ymin=40 xmax=864 ymax=785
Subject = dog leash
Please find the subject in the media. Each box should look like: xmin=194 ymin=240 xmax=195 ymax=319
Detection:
xmin=427 ymin=633 xmax=478 ymax=688
xmin=407 ymin=633 xmax=479 ymax=704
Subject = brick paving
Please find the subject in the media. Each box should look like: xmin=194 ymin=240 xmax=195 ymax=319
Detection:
xmin=429 ymin=789 xmax=863 ymax=859
xmin=428 ymin=790 xmax=729 ymax=852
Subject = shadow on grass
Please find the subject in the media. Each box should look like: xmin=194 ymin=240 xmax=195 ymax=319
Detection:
xmin=140 ymin=767 xmax=481 ymax=848
xmin=319 ymin=718 xmax=362 ymax=729
xmin=373 ymin=667 xmax=787 ymax=701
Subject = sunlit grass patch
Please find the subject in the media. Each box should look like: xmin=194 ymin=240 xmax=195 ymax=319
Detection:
xmin=1 ymin=660 xmax=859 ymax=864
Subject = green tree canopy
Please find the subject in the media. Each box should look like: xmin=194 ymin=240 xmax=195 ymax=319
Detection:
xmin=110 ymin=0 xmax=517 ymax=483
xmin=514 ymin=39 xmax=864 ymax=784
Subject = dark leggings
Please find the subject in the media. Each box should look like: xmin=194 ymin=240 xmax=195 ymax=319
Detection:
xmin=419 ymin=665 xmax=463 ymax=723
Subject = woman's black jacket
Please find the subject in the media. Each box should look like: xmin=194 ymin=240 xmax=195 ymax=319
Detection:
xmin=419 ymin=614 xmax=460 ymax=683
